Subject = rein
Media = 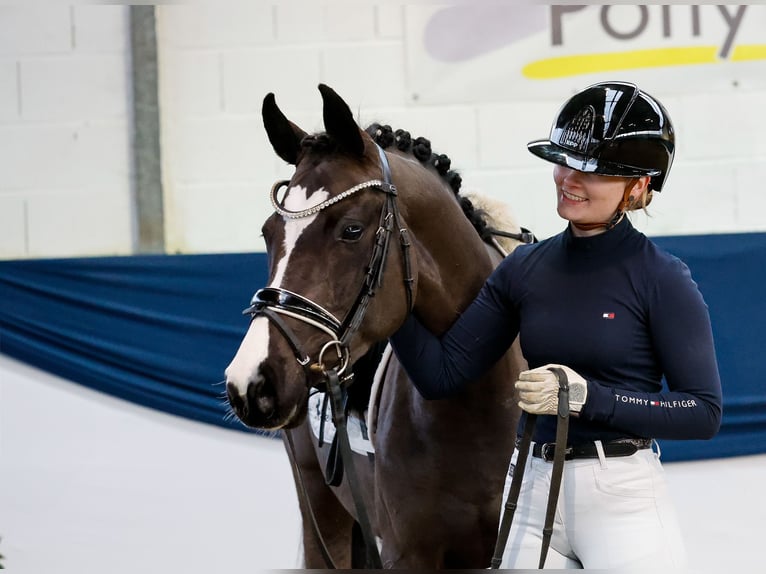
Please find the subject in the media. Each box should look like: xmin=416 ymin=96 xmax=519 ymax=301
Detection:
xmin=244 ymin=145 xmax=412 ymax=569
xmin=491 ymin=367 xmax=570 ymax=569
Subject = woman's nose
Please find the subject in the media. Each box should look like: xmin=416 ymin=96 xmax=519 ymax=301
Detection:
xmin=555 ymin=165 xmax=578 ymax=183
xmin=562 ymin=167 xmax=580 ymax=181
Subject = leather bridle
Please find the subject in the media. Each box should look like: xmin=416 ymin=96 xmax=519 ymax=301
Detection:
xmin=243 ymin=144 xmax=413 ymax=385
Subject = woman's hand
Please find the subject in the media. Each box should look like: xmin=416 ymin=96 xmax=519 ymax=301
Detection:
xmin=515 ymin=364 xmax=588 ymax=415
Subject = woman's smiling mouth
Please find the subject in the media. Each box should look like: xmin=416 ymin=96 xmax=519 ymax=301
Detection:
xmin=562 ymin=189 xmax=587 ymax=202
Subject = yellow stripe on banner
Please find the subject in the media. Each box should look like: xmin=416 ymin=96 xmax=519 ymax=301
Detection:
xmin=731 ymin=44 xmax=766 ymax=61
xmin=523 ymin=46 xmax=726 ymax=79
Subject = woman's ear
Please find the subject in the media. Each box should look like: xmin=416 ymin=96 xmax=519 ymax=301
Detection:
xmin=628 ymin=176 xmax=652 ymax=209
xmin=630 ymin=176 xmax=651 ymax=200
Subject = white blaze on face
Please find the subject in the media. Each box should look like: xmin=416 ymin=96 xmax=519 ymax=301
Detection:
xmin=225 ymin=185 xmax=329 ymax=394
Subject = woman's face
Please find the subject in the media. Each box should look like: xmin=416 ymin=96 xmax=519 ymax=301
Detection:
xmin=552 ymin=165 xmax=637 ymax=236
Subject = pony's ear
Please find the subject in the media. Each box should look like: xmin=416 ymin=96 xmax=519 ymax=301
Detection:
xmin=262 ymin=92 xmax=307 ymax=165
xmin=318 ymin=84 xmax=365 ymax=157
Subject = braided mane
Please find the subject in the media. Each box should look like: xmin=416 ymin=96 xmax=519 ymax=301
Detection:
xmin=300 ymin=124 xmax=495 ymax=244
xmin=365 ymin=123 xmax=494 ymax=244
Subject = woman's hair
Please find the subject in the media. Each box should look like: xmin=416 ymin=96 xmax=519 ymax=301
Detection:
xmin=628 ymin=189 xmax=653 ymax=211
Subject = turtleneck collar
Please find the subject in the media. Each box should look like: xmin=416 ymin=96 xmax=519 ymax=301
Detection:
xmin=562 ymin=214 xmax=635 ymax=253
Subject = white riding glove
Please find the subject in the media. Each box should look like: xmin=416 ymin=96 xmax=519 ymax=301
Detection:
xmin=514 ymin=364 xmax=588 ymax=416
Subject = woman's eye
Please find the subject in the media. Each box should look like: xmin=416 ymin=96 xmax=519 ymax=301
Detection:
xmin=341 ymin=224 xmax=364 ymax=241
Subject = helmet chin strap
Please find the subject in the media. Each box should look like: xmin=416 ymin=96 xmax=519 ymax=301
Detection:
xmin=571 ymin=178 xmax=637 ymax=232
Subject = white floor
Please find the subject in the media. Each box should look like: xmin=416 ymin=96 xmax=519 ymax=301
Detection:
xmin=1 ymin=354 xmax=763 ymax=572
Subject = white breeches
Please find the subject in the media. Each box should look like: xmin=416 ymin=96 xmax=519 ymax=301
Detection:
xmin=499 ymin=443 xmax=687 ymax=570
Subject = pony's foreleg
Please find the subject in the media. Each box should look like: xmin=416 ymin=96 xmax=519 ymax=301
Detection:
xmin=283 ymin=420 xmax=355 ymax=568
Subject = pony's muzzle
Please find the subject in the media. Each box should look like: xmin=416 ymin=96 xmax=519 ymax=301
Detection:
xmin=226 ymin=374 xmax=277 ymax=425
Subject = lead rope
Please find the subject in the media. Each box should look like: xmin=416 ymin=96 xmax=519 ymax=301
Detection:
xmin=491 ymin=412 xmax=536 ymax=568
xmin=539 ymin=367 xmax=570 ymax=568
xmin=326 ymin=368 xmax=383 ymax=568
xmin=490 ymin=367 xmax=570 ymax=569
xmin=283 ymin=428 xmax=339 ymax=569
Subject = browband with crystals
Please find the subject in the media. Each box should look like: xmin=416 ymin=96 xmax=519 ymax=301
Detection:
xmin=269 ymin=179 xmax=395 ymax=219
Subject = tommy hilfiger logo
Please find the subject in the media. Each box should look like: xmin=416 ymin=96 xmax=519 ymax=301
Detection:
xmin=616 ymin=394 xmax=698 ymax=408
xmin=602 ymin=312 xmax=615 ymax=319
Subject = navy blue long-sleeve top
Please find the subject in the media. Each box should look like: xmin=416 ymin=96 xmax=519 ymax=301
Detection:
xmin=390 ymin=217 xmax=722 ymax=444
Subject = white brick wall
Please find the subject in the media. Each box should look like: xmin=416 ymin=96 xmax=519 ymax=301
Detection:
xmin=20 ymin=55 xmax=129 ymax=121
xmin=167 ymin=182 xmax=273 ymax=254
xmin=72 ymin=6 xmax=130 ymax=53
xmin=158 ymin=5 xmax=275 ymax=48
xmin=156 ymin=4 xmax=766 ymax=255
xmin=0 ymin=5 xmax=132 ymax=259
xmin=156 ymin=3 xmax=416 ymax=254
xmin=25 ymin=191 xmax=133 ymax=258
xmin=0 ymin=6 xmax=72 ymax=54
xmin=735 ymin=162 xmax=766 ymax=232
xmin=0 ymin=58 xmax=18 ymax=120
xmin=0 ymin=122 xmax=130 ymax=190
xmin=0 ymin=196 xmax=26 ymax=258
xmin=222 ymin=48 xmax=322 ymax=114
xmin=2 ymin=4 xmax=766 ymax=260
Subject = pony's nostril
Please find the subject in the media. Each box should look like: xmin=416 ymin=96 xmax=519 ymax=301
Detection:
xmin=226 ymin=381 xmax=244 ymax=411
xmin=247 ymin=376 xmax=276 ymax=419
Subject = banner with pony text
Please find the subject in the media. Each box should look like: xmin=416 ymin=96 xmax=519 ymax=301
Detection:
xmin=405 ymin=4 xmax=766 ymax=104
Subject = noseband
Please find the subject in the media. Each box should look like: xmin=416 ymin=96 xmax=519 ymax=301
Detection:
xmin=243 ymin=144 xmax=414 ymax=384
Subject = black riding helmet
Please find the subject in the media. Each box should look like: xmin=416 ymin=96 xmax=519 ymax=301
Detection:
xmin=528 ymin=81 xmax=675 ymax=191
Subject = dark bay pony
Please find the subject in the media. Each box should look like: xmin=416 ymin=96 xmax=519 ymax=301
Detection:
xmin=225 ymin=84 xmax=527 ymax=568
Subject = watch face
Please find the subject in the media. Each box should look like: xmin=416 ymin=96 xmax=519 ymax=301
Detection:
xmin=569 ymin=384 xmax=587 ymax=404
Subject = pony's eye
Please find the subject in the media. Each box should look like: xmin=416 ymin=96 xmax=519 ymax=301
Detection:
xmin=341 ymin=224 xmax=364 ymax=241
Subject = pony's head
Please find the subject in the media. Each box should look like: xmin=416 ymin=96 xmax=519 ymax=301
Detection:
xmin=225 ymin=84 xmax=508 ymax=430
xmin=225 ymin=85 xmax=419 ymax=429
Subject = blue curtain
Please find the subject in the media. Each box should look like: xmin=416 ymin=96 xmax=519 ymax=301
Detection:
xmin=651 ymin=232 xmax=766 ymax=461
xmin=1 ymin=232 xmax=765 ymax=460
xmin=0 ymin=253 xmax=267 ymax=434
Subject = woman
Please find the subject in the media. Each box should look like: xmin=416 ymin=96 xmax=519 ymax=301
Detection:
xmin=389 ymin=81 xmax=722 ymax=569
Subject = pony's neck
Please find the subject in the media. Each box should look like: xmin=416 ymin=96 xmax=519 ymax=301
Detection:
xmin=385 ymin=152 xmax=497 ymax=335
xmin=411 ymin=212 xmax=496 ymax=336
